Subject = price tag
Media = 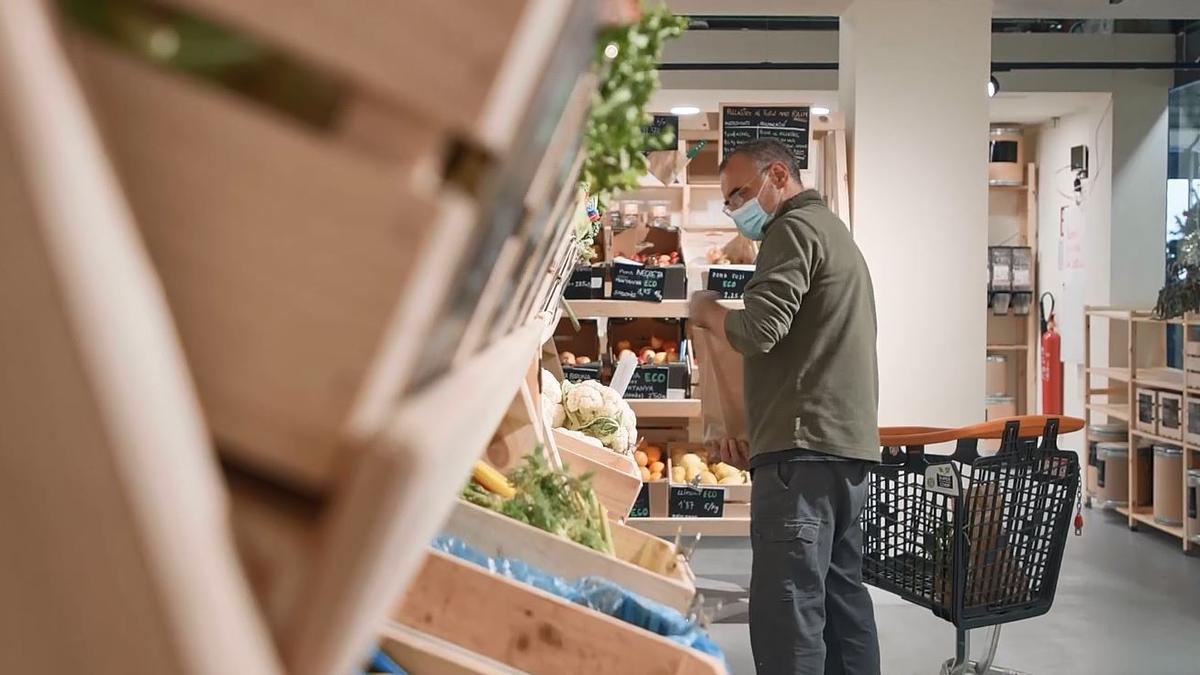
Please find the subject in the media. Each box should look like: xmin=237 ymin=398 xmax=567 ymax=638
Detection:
xmin=706 ymin=267 xmax=754 ymax=299
xmin=625 ymin=366 xmax=669 ymax=399
xmin=669 ymin=485 xmax=725 ymax=518
xmin=628 ymin=483 xmax=651 ymax=518
xmin=563 ymin=267 xmax=598 ymax=299
xmin=611 ymin=261 xmax=665 ymax=303
xmin=562 ymin=366 xmax=600 ymax=383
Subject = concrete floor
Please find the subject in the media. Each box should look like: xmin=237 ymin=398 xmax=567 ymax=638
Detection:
xmin=690 ymin=509 xmax=1200 ymax=675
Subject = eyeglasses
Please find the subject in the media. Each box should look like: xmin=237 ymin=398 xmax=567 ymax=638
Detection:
xmin=723 ymin=170 xmax=768 ymax=214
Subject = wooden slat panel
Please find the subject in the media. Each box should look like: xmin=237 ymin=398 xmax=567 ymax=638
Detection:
xmin=70 ymin=34 xmax=474 ymax=490
xmin=393 ymin=551 xmax=725 ymax=675
xmin=0 ymin=2 xmax=279 ymax=670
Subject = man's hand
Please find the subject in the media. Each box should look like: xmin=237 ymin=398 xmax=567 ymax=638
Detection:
xmin=708 ymin=438 xmax=750 ymax=470
xmin=689 ymin=290 xmax=722 ymax=328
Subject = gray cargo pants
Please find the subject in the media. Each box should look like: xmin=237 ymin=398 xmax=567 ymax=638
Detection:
xmin=749 ymin=458 xmax=881 ymax=675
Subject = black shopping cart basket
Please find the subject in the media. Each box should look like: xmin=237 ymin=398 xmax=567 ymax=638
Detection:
xmin=862 ymin=418 xmax=1081 ymax=675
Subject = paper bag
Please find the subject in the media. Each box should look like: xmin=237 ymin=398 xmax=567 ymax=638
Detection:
xmin=694 ymin=327 xmax=748 ymax=443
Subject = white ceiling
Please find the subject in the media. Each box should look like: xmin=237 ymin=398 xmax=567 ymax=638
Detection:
xmin=667 ymin=0 xmax=1200 ymax=19
xmin=649 ymin=89 xmax=1112 ymax=125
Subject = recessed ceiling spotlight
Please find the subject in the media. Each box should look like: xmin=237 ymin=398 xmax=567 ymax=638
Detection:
xmin=988 ymin=75 xmax=1000 ymax=98
xmin=669 ymin=105 xmax=701 ymax=116
xmin=603 ymin=43 xmax=619 ymax=60
xmin=811 ymin=106 xmax=831 ymax=115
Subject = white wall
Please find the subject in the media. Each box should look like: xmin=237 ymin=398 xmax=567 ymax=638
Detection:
xmin=840 ymin=0 xmax=991 ymax=428
xmin=1034 ymin=100 xmax=1114 ymax=441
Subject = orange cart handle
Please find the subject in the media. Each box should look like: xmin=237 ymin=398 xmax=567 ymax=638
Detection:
xmin=879 ymin=415 xmax=1085 ymax=447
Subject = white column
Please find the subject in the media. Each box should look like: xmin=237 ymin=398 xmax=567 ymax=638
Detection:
xmin=840 ymin=0 xmax=993 ymax=427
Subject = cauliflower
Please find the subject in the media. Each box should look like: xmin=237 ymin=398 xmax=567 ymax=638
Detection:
xmin=552 ymin=401 xmax=566 ymax=428
xmin=563 ymin=380 xmax=610 ymax=426
xmin=618 ymin=399 xmax=637 ymax=444
xmin=540 ymin=369 xmax=562 ymax=405
xmin=608 ymin=424 xmax=631 ymax=455
xmin=540 ymin=392 xmax=558 ymax=429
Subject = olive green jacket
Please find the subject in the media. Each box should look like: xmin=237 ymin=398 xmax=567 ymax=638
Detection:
xmin=723 ymin=190 xmax=880 ymax=464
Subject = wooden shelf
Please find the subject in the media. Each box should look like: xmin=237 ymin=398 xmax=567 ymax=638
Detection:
xmin=1131 ymin=314 xmax=1185 ymax=325
xmin=1087 ymin=366 xmax=1130 ymax=381
xmin=626 ymin=398 xmax=702 ymax=418
xmin=1086 ymin=403 xmax=1130 ymax=423
xmin=568 ymin=298 xmax=742 ymax=319
xmin=986 ymin=344 xmax=1029 ymax=351
xmin=1131 ymin=429 xmax=1186 ymax=447
xmin=1127 ymin=507 xmax=1186 ymax=540
xmin=988 ymin=182 xmax=1028 ymax=190
xmin=1134 ymin=367 xmax=1185 ymax=392
xmin=627 ymin=516 xmax=751 ymax=538
xmin=1085 ymin=308 xmax=1133 ymax=321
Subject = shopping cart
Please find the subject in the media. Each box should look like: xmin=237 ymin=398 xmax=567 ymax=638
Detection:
xmin=862 ymin=416 xmax=1083 ymax=675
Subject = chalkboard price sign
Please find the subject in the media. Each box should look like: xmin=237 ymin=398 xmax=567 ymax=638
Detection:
xmin=562 ymin=366 xmax=600 ymax=384
xmin=669 ymin=485 xmax=725 ymax=518
xmin=611 ymin=261 xmax=665 ymax=302
xmin=563 ymin=266 xmax=601 ymax=300
xmin=707 ymin=267 xmax=754 ymax=299
xmin=642 ymin=114 xmax=679 ymax=153
xmin=625 ymin=366 xmax=669 ymax=399
xmin=628 ymin=483 xmax=651 ymax=518
xmin=721 ymin=105 xmax=811 ymax=170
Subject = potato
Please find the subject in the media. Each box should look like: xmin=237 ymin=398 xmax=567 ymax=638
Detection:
xmin=560 ymin=351 xmax=576 ymax=365
xmin=640 ymin=349 xmax=656 ymax=364
xmin=645 ymin=445 xmax=662 ymax=463
xmin=616 ymin=339 xmax=632 ymax=352
xmin=652 ymin=351 xmax=668 ymax=365
xmin=719 ymin=474 xmax=744 ymax=485
xmin=680 ymin=453 xmax=704 ymax=470
xmin=576 ymin=356 xmax=591 ymax=365
xmin=684 ymin=466 xmax=701 ymax=482
xmin=699 ymin=471 xmax=718 ymax=485
xmin=649 ymin=461 xmax=665 ymax=474
xmin=649 ymin=335 xmax=664 ymax=350
xmin=671 ymin=466 xmax=686 ymax=483
xmin=650 ymin=471 xmax=663 ymax=481
xmin=634 ymin=450 xmax=649 ymax=467
xmin=640 ymin=466 xmax=652 ymax=481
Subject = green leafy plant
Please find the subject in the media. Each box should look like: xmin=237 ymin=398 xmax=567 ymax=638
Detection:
xmin=580 ymin=3 xmax=688 ymax=205
xmin=1156 ymin=192 xmax=1200 ymax=319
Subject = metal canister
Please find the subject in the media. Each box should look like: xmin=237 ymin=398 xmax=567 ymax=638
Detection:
xmin=1153 ymin=445 xmax=1184 ymax=526
xmin=1095 ymin=442 xmax=1130 ymax=507
xmin=1187 ymin=470 xmax=1199 ymax=540
xmin=1087 ymin=423 xmax=1127 ymax=502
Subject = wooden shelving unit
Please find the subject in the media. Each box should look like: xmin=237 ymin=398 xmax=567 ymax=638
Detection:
xmin=1084 ymin=307 xmax=1195 ymax=554
xmin=985 ymin=159 xmax=1039 ymax=419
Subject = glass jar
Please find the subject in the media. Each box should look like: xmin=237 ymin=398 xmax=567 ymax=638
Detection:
xmin=621 ymin=200 xmax=643 ymax=229
xmin=648 ymin=200 xmax=672 ymax=229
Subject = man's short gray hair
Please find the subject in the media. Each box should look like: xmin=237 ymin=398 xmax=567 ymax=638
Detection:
xmin=719 ymin=138 xmax=802 ymax=182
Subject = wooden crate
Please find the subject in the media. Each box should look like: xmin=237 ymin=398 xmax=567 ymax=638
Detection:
xmin=554 ymin=429 xmax=642 ymax=518
xmin=379 ymin=622 xmax=522 ymax=675
xmin=443 ymin=500 xmax=696 ymax=612
xmin=393 ymin=550 xmax=726 ymax=675
xmin=1186 ymin=399 xmax=1200 ymax=446
xmin=1159 ymin=391 xmax=1183 ymax=441
xmin=1135 ymin=387 xmax=1159 ymax=437
xmin=1185 ymin=341 xmax=1200 ymax=374
xmin=68 ymin=33 xmax=480 ymax=490
xmin=667 ymin=442 xmax=752 ymax=502
xmin=157 ymin=0 xmax=592 ymax=153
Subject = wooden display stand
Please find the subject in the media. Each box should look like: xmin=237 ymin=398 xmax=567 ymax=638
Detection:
xmin=1084 ymin=308 xmax=1197 ymax=553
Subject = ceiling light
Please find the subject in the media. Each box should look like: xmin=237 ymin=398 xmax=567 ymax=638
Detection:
xmin=669 ymin=105 xmax=701 ymax=116
xmin=811 ymin=106 xmax=831 ymax=115
xmin=603 ymin=43 xmax=619 ymax=60
xmin=988 ymin=75 xmax=1000 ymax=98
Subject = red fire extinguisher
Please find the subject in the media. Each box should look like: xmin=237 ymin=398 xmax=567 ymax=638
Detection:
xmin=1041 ymin=292 xmax=1063 ymax=415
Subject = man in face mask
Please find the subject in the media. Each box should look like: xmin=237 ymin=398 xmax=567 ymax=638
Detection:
xmin=689 ymin=139 xmax=881 ymax=675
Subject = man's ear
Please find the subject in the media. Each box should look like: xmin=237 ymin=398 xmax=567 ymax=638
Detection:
xmin=770 ymin=162 xmax=789 ymax=187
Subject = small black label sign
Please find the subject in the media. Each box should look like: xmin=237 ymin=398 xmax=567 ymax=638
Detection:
xmin=563 ymin=267 xmax=599 ymax=300
xmin=625 ymin=366 xmax=669 ymax=399
xmin=669 ymin=485 xmax=725 ymax=518
xmin=562 ymin=366 xmax=600 ymax=384
xmin=611 ymin=261 xmax=665 ymax=302
xmin=642 ymin=114 xmax=679 ymax=153
xmin=706 ymin=267 xmax=754 ymax=299
xmin=629 ymin=483 xmax=651 ymax=518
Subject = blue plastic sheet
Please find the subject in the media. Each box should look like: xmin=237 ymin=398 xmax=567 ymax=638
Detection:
xmin=432 ymin=535 xmax=728 ymax=670
xmin=359 ymin=648 xmax=407 ymax=674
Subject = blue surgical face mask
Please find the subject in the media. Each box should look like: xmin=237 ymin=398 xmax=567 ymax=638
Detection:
xmin=726 ymin=174 xmax=776 ymax=241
